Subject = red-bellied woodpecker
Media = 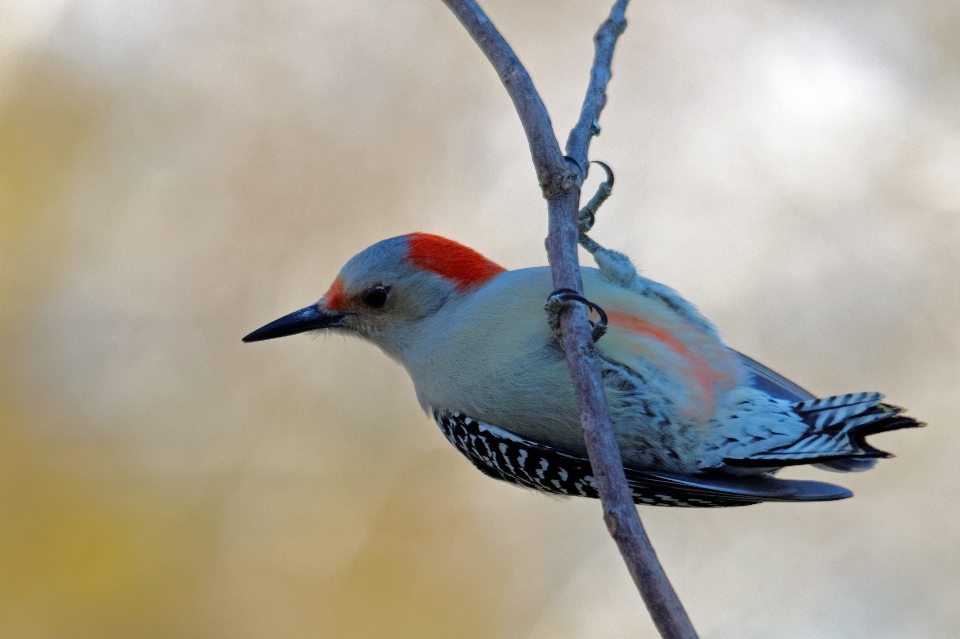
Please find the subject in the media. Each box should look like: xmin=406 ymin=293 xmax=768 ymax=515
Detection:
xmin=243 ymin=232 xmax=922 ymax=507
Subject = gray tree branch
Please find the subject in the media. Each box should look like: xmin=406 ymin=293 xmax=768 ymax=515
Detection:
xmin=439 ymin=2 xmax=699 ymax=638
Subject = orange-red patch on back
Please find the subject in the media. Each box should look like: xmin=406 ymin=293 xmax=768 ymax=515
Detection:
xmin=405 ymin=233 xmax=506 ymax=291
xmin=322 ymin=277 xmax=348 ymax=311
xmin=607 ymin=310 xmax=728 ymax=410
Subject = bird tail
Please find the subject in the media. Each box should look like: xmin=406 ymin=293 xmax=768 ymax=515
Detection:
xmin=724 ymin=392 xmax=923 ymax=470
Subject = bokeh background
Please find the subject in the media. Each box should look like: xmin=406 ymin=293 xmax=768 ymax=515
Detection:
xmin=2 ymin=0 xmax=958 ymax=637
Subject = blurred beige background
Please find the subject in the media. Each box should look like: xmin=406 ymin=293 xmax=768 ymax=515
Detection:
xmin=1 ymin=0 xmax=958 ymax=637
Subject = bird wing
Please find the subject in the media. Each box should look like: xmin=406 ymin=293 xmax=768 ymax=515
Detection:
xmin=732 ymin=350 xmax=816 ymax=402
xmin=585 ymin=273 xmax=820 ymax=418
xmin=437 ymin=412 xmax=852 ymax=507
xmin=583 ymin=273 xmax=746 ymax=423
xmin=628 ymin=468 xmax=852 ymax=505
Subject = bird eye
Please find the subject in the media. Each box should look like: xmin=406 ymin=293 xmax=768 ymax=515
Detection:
xmin=361 ymin=285 xmax=390 ymax=309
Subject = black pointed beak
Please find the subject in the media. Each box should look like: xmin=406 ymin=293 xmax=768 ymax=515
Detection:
xmin=242 ymin=305 xmax=349 ymax=343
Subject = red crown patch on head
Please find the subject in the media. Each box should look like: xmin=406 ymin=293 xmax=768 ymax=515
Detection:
xmin=322 ymin=277 xmax=348 ymax=311
xmin=404 ymin=233 xmax=506 ymax=291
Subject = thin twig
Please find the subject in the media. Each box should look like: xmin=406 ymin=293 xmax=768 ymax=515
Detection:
xmin=439 ymin=2 xmax=699 ymax=638
xmin=566 ymin=1 xmax=629 ymax=173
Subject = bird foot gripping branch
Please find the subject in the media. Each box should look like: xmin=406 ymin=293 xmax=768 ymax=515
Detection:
xmin=544 ymin=161 xmax=619 ymax=345
xmin=545 ymin=160 xmax=692 ymax=347
xmin=573 ymin=161 xmax=645 ymax=292
xmin=544 ymin=288 xmax=608 ymax=344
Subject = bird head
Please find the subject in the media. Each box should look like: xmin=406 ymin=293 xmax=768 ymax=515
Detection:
xmin=242 ymin=233 xmax=506 ymax=349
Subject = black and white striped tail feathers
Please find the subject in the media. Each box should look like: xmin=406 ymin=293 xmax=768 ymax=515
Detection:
xmin=724 ymin=392 xmax=924 ymax=470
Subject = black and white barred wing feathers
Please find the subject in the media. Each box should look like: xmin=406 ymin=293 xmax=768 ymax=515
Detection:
xmin=436 ymin=412 xmax=852 ymax=508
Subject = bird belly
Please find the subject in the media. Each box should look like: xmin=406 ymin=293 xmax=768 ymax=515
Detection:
xmin=407 ymin=334 xmax=707 ymax=474
xmin=398 ymin=268 xmax=720 ymax=475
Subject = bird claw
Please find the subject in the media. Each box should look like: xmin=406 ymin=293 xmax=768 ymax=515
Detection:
xmin=578 ymin=160 xmax=614 ymax=237
xmin=544 ymin=288 xmax=608 ymax=343
xmin=573 ymin=161 xmax=642 ymax=291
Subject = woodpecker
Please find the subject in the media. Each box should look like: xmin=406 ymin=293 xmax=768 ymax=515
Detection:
xmin=243 ymin=232 xmax=922 ymax=507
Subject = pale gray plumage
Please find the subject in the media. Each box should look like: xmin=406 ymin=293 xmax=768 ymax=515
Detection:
xmin=243 ymin=232 xmax=923 ymax=506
